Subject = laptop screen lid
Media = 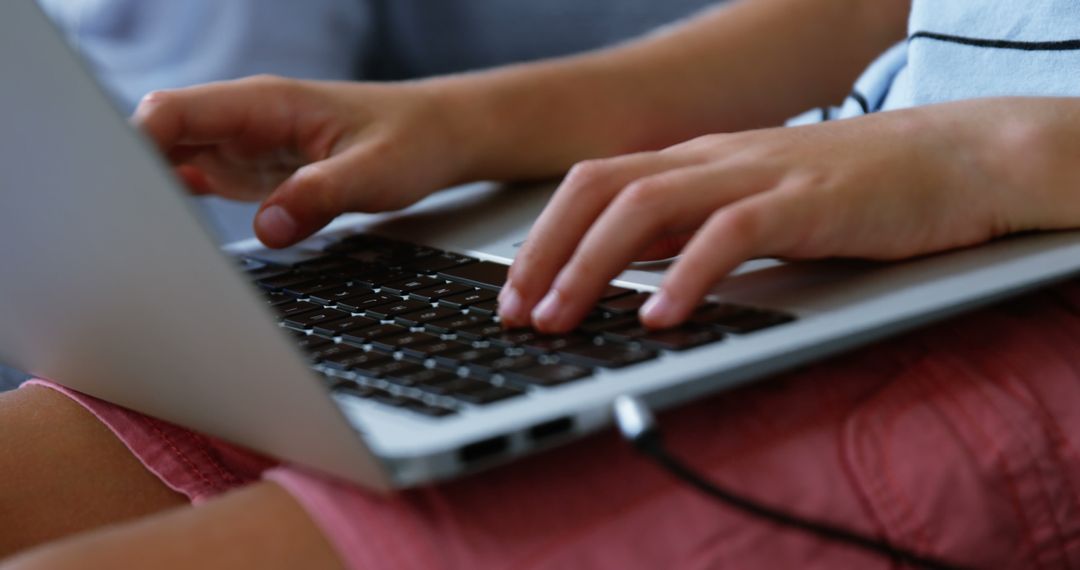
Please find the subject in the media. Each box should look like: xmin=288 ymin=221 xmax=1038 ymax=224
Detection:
xmin=0 ymin=0 xmax=389 ymax=489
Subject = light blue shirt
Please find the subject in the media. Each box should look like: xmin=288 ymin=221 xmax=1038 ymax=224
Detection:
xmin=38 ymin=0 xmax=373 ymax=112
xmin=792 ymin=1 xmax=1080 ymax=125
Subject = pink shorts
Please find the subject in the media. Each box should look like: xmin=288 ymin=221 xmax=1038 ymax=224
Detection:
xmin=24 ymin=281 xmax=1080 ymax=569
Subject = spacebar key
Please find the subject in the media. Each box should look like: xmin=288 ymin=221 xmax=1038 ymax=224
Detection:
xmin=437 ymin=261 xmax=509 ymax=291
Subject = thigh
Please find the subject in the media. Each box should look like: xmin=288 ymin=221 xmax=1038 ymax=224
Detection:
xmin=1 ymin=482 xmax=344 ymax=570
xmin=0 ymin=386 xmax=186 ymax=559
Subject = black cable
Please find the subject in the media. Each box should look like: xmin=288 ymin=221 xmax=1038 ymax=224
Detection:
xmin=612 ymin=396 xmax=972 ymax=570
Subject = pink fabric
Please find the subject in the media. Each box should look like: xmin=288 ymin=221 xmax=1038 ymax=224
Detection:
xmin=24 ymin=281 xmax=1080 ymax=569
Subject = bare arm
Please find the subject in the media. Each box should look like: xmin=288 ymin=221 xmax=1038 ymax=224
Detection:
xmin=443 ymin=0 xmax=911 ymax=181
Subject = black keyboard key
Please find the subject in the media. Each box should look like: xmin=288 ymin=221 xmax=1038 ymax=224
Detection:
xmin=365 ymin=300 xmax=432 ymax=320
xmin=381 ymin=276 xmax=442 ymax=295
xmin=282 ymin=277 xmax=348 ymax=297
xmin=637 ymin=327 xmax=725 ymax=351
xmin=438 ymin=261 xmax=509 ymax=291
xmin=406 ymin=252 xmax=475 ymax=274
xmin=557 ymin=343 xmax=658 ymax=368
xmin=313 ymin=315 xmax=380 ymax=338
xmin=601 ymin=323 xmax=650 ymax=344
xmin=580 ymin=314 xmax=641 ymax=335
xmin=468 ymin=353 xmax=541 ymax=378
xmin=504 ymin=363 xmax=594 ymax=387
xmin=425 ymin=313 xmax=491 ymax=334
xmin=598 ymin=292 xmax=652 ymax=315
xmin=432 ymin=346 xmax=505 ymax=369
xmin=468 ymin=299 xmax=499 ymax=316
xmin=390 ymin=368 xmax=459 ymax=388
xmin=488 ymin=328 xmax=541 ymax=348
xmin=309 ymin=343 xmax=363 ymax=364
xmin=276 ymin=301 xmax=324 ymax=319
xmin=336 ymin=293 xmax=397 ymax=313
xmin=341 ymin=323 xmax=412 ymax=346
xmin=365 ymin=359 xmax=428 ymax=379
xmin=439 ymin=289 xmax=497 ymax=309
xmin=409 ymin=282 xmax=473 ymax=302
xmin=522 ymin=334 xmax=593 ymax=354
xmin=453 ymin=386 xmax=525 ymax=405
xmin=306 ymin=341 xmax=352 ymax=358
xmin=307 ymin=284 xmax=367 ymax=305
xmin=454 ymin=321 xmax=505 ymax=341
xmin=292 ymin=333 xmax=333 ymax=352
xmin=690 ymin=303 xmax=796 ymax=334
xmin=417 ymin=377 xmax=490 ymax=397
xmin=332 ymin=384 xmax=381 ymax=400
xmin=283 ymin=308 xmax=351 ymax=331
xmin=399 ymin=338 xmax=472 ymax=360
xmin=369 ymin=331 xmax=444 ymax=353
xmin=394 ymin=306 xmax=459 ymax=327
xmin=322 ymin=348 xmax=394 ymax=372
xmin=354 ymin=270 xmax=416 ymax=288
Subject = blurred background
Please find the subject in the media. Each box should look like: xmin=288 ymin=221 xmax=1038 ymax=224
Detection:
xmin=1 ymin=0 xmax=723 ymax=391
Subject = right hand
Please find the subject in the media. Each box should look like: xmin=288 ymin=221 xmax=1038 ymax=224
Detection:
xmin=134 ymin=75 xmax=476 ymax=248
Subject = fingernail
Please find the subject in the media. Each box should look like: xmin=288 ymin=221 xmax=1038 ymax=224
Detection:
xmin=640 ymin=291 xmax=678 ymax=328
xmin=498 ymin=285 xmax=525 ymax=327
xmin=532 ymin=289 xmax=565 ymax=329
xmin=256 ymin=205 xmax=297 ymax=246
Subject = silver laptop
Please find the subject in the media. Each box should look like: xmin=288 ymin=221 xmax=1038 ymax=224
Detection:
xmin=3 ymin=0 xmax=1080 ymax=491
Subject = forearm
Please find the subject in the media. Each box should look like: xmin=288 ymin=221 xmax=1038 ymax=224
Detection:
xmin=431 ymin=0 xmax=909 ymax=181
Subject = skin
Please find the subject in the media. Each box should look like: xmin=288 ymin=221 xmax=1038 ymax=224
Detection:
xmin=511 ymin=97 xmax=1080 ymax=332
xmin=9 ymin=0 xmax=1080 ymax=565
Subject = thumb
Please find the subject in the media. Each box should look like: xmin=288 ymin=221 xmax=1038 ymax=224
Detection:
xmin=253 ymin=150 xmax=387 ymax=248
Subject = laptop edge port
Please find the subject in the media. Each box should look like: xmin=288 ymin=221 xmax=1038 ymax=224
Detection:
xmin=459 ymin=435 xmax=510 ymax=465
xmin=527 ymin=417 xmax=575 ymax=443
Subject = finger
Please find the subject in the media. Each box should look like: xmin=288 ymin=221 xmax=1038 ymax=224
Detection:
xmin=640 ymin=187 xmax=802 ymax=329
xmin=184 ymin=148 xmax=296 ymax=202
xmin=253 ymin=146 xmax=395 ymax=248
xmin=133 ymin=76 xmax=300 ymax=157
xmin=531 ymin=162 xmax=775 ymax=333
xmin=175 ymin=165 xmax=211 ymax=195
xmin=499 ymin=152 xmax=702 ymax=328
xmin=635 ymin=232 xmax=694 ymax=262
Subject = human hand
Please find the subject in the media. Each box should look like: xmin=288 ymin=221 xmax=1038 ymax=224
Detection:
xmin=499 ymin=98 xmax=1080 ymax=333
xmin=134 ymin=75 xmax=477 ymax=248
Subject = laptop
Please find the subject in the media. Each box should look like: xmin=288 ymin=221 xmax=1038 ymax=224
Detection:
xmin=4 ymin=0 xmax=1080 ymax=491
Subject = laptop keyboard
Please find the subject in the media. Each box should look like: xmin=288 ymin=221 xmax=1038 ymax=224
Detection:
xmin=242 ymin=234 xmax=795 ymax=420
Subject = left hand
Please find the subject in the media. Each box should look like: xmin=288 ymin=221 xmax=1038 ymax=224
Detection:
xmin=498 ymin=97 xmax=1080 ymax=332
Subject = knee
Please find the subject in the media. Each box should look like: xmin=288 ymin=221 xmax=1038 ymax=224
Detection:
xmin=0 ymin=386 xmax=184 ymax=559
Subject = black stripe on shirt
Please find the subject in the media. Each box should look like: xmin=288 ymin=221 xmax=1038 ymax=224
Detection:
xmin=910 ymin=31 xmax=1080 ymax=52
xmin=848 ymin=90 xmax=871 ymax=114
